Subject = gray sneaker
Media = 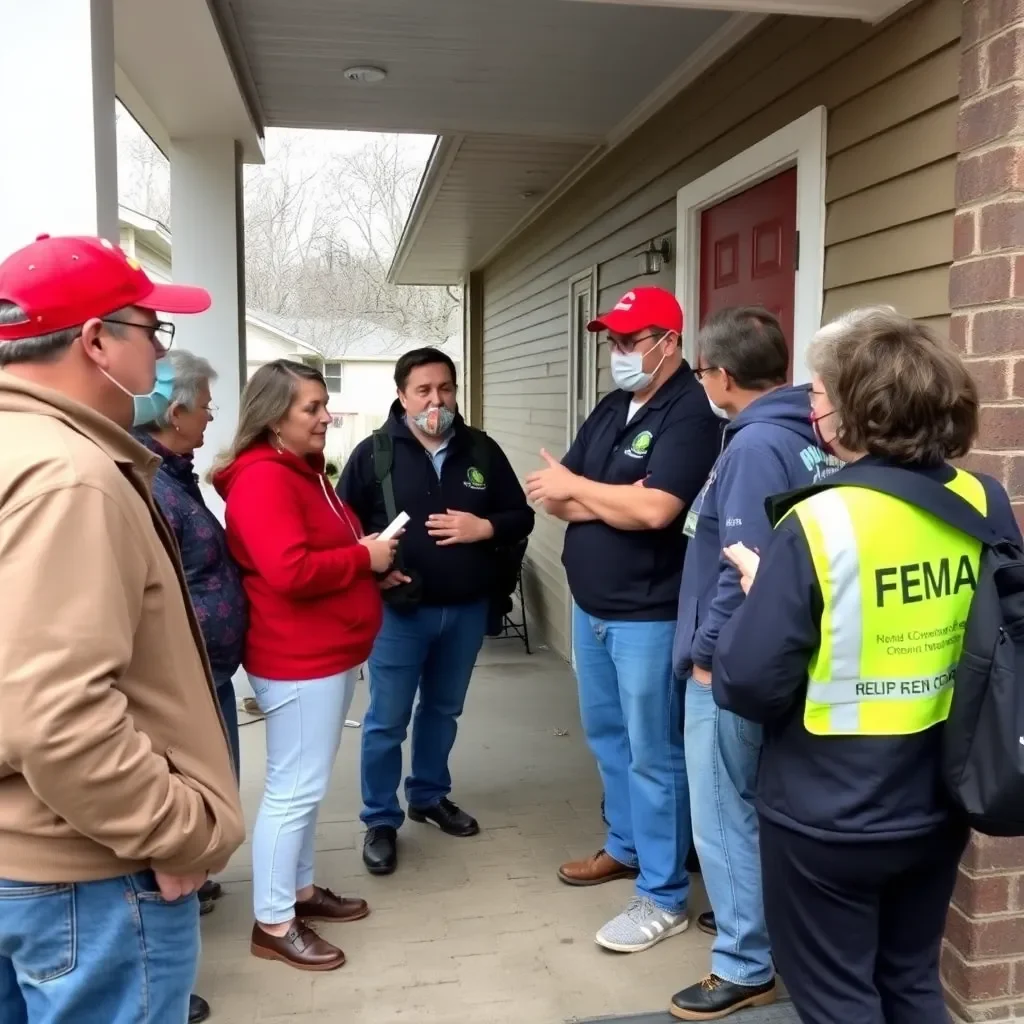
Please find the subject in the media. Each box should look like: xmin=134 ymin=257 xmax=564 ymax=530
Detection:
xmin=595 ymin=895 xmax=689 ymax=953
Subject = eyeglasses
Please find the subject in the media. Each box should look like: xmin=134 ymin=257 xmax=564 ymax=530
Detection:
xmin=101 ymin=317 xmax=175 ymax=353
xmin=693 ymin=366 xmax=720 ymax=382
xmin=606 ymin=331 xmax=664 ymax=355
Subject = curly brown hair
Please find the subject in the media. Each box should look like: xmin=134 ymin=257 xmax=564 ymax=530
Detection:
xmin=808 ymin=306 xmax=978 ymax=466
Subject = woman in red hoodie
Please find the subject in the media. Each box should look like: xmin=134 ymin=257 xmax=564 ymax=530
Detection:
xmin=212 ymin=360 xmax=396 ymax=972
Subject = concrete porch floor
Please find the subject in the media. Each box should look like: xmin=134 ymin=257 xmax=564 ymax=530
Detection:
xmin=198 ymin=643 xmax=714 ymax=1024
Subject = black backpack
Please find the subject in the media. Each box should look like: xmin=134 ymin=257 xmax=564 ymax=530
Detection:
xmin=798 ymin=462 xmax=1024 ymax=837
xmin=370 ymin=428 xmax=524 ymax=615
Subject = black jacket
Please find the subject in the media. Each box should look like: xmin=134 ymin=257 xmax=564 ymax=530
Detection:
xmin=713 ymin=457 xmax=1022 ymax=842
xmin=337 ymin=403 xmax=534 ymax=607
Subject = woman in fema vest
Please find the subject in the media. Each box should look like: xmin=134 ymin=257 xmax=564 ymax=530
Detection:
xmin=709 ymin=307 xmax=1021 ymax=1024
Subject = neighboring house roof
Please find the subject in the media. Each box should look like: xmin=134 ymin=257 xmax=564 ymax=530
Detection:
xmin=117 ymin=207 xmax=321 ymax=356
xmin=244 ymin=310 xmax=321 ymax=356
xmin=120 ymin=205 xmax=172 ymax=261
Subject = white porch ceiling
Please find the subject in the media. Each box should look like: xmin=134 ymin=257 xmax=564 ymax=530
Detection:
xmin=219 ymin=0 xmax=731 ymax=138
xmin=114 ymin=0 xmax=263 ymax=162
xmin=568 ymin=0 xmax=907 ymax=24
xmin=198 ymin=0 xmax=908 ymax=283
xmin=213 ymin=0 xmax=734 ymax=283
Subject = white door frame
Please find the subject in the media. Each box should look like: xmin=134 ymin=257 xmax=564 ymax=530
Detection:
xmin=674 ymin=106 xmax=828 ymax=385
xmin=567 ymin=267 xmax=599 ymax=450
xmin=566 ymin=266 xmax=598 ymax=667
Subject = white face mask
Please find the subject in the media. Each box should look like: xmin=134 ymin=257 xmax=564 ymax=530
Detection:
xmin=707 ymin=394 xmax=730 ymax=419
xmin=610 ymin=335 xmax=668 ymax=393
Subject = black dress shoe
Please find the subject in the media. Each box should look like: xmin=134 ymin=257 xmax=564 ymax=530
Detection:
xmin=408 ymin=797 xmax=479 ymax=837
xmin=198 ymin=880 xmax=223 ymax=902
xmin=696 ymin=911 xmax=716 ymax=936
xmin=363 ymin=825 xmax=398 ymax=875
xmin=189 ymin=994 xmax=211 ymax=1024
xmin=670 ymin=975 xmax=776 ymax=1020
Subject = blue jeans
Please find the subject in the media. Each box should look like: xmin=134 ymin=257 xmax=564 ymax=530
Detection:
xmin=361 ymin=601 xmax=488 ymax=829
xmin=250 ymin=671 xmax=357 ymax=924
xmin=685 ymin=677 xmax=773 ymax=986
xmin=572 ymin=604 xmax=690 ymax=914
xmin=215 ymin=676 xmax=240 ymax=781
xmin=0 ymin=872 xmax=199 ymax=1023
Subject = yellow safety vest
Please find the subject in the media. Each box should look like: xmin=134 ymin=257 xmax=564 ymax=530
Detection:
xmin=788 ymin=469 xmax=987 ymax=736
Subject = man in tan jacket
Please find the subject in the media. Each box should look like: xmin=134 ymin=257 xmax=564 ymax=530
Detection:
xmin=0 ymin=234 xmax=245 ymax=1024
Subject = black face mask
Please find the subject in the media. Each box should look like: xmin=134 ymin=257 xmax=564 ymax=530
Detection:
xmin=810 ymin=410 xmax=838 ymax=457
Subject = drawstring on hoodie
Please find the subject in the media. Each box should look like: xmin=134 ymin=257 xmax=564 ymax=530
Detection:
xmin=318 ymin=475 xmax=362 ymax=543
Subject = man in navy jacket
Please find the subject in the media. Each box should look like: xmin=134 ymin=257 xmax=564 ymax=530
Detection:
xmin=669 ymin=307 xmax=840 ymax=1021
xmin=527 ymin=287 xmax=722 ymax=956
xmin=338 ymin=347 xmax=534 ymax=876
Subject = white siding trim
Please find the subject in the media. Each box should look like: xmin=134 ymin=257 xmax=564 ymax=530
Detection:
xmin=674 ymin=105 xmax=827 ymax=385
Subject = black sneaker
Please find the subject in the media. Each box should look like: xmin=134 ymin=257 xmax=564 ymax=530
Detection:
xmin=189 ymin=994 xmax=211 ymax=1024
xmin=670 ymin=975 xmax=776 ymax=1020
xmin=362 ymin=825 xmax=398 ymax=875
xmin=407 ymin=797 xmax=480 ymax=837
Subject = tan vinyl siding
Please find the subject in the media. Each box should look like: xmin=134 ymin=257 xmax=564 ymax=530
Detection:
xmin=481 ymin=0 xmax=960 ymax=659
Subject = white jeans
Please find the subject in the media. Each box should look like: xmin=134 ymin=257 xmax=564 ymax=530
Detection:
xmin=249 ymin=671 xmax=357 ymax=924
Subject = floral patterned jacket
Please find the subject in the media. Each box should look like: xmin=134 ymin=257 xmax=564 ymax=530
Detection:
xmin=136 ymin=432 xmax=247 ymax=683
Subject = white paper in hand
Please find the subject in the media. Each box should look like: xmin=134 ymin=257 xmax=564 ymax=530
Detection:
xmin=379 ymin=511 xmax=410 ymax=541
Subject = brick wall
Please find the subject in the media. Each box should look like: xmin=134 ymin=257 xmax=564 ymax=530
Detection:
xmin=944 ymin=0 xmax=1024 ymax=1018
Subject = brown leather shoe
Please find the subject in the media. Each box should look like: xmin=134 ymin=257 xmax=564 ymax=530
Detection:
xmin=557 ymin=849 xmax=639 ymax=887
xmin=250 ymin=922 xmax=346 ymax=971
xmin=294 ymin=885 xmax=370 ymax=923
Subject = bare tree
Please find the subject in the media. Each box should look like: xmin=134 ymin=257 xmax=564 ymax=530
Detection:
xmin=117 ymin=116 xmax=459 ymax=356
xmin=116 ymin=104 xmax=171 ymax=224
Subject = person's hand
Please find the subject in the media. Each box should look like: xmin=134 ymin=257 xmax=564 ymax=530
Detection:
xmin=426 ymin=510 xmax=494 ymax=546
xmin=359 ymin=533 xmax=398 ymax=573
xmin=525 ymin=449 xmax=578 ymax=503
xmin=153 ymin=870 xmax=207 ymax=902
xmin=692 ymin=665 xmax=713 ymax=686
xmin=723 ymin=542 xmax=760 ymax=595
xmin=379 ymin=569 xmax=412 ymax=590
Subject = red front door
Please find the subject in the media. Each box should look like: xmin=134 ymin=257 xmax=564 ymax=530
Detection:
xmin=698 ymin=167 xmax=798 ymax=378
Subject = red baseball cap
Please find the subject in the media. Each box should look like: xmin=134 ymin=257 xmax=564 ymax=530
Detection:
xmin=587 ymin=286 xmax=683 ymax=337
xmin=0 ymin=234 xmax=212 ymax=342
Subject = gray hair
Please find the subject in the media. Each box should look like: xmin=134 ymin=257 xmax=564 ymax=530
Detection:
xmin=0 ymin=302 xmax=134 ymax=366
xmin=807 ymin=305 xmax=899 ymax=384
xmin=146 ymin=349 xmax=218 ymax=430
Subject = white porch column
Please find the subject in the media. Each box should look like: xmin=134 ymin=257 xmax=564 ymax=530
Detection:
xmin=169 ymin=137 xmax=251 ymax=703
xmin=0 ymin=0 xmax=118 ymax=257
xmin=169 ymin=137 xmax=246 ymax=515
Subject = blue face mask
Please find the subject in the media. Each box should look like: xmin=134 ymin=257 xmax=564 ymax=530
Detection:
xmin=102 ymin=356 xmax=176 ymax=427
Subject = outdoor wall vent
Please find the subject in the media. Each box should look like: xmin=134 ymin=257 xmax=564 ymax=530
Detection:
xmin=343 ymin=66 xmax=387 ymax=84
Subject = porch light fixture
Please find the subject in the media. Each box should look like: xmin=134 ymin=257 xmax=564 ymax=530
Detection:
xmin=343 ymin=65 xmax=387 ymax=84
xmin=638 ymin=238 xmax=672 ymax=276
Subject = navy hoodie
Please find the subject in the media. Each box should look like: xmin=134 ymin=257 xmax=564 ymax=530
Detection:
xmin=338 ymin=402 xmax=534 ymax=607
xmin=673 ymin=385 xmax=841 ymax=678
xmin=713 ymin=457 xmax=1022 ymax=841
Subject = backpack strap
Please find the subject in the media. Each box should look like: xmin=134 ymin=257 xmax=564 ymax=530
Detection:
xmin=371 ymin=429 xmax=398 ymax=523
xmin=771 ymin=462 xmax=1002 ymax=547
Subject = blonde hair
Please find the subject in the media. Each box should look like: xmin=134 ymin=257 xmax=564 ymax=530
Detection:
xmin=208 ymin=359 xmax=327 ymax=480
xmin=808 ymin=306 xmax=978 ymax=465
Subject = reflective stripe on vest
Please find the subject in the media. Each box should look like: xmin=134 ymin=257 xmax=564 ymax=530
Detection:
xmin=791 ymin=469 xmax=987 ymax=737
